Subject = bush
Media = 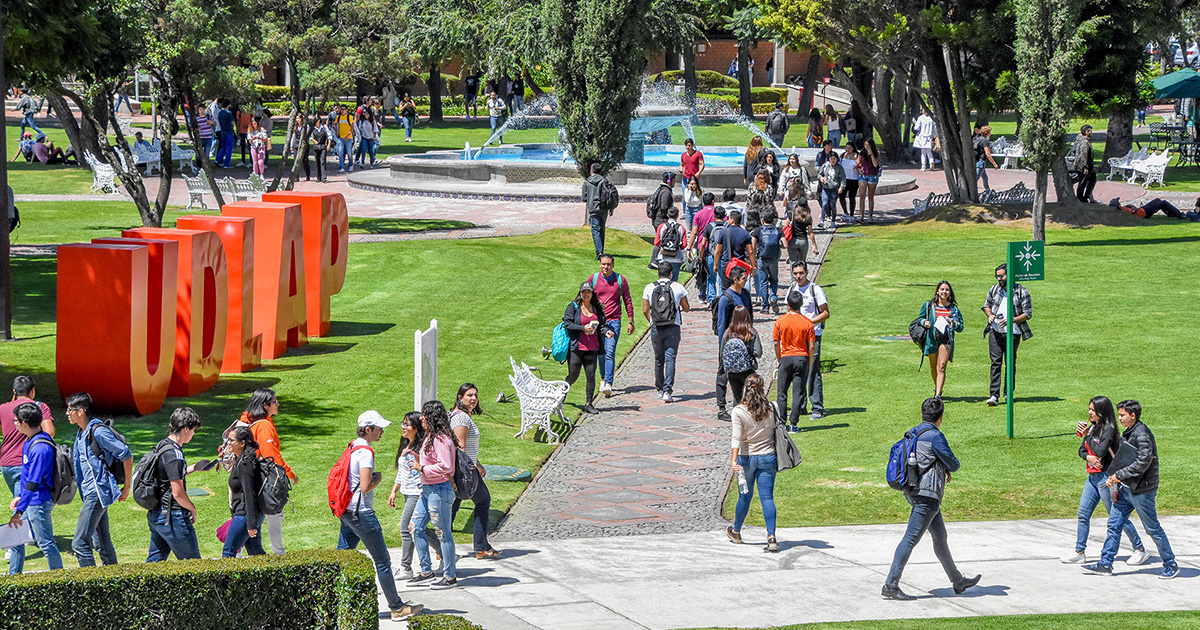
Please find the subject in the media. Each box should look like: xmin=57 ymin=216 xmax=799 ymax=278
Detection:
xmin=140 ymin=102 xmax=152 ymax=115
xmin=711 ymin=87 xmax=787 ymax=103
xmin=256 ymin=84 xmax=292 ymax=101
xmin=0 ymin=550 xmax=377 ymax=630
xmin=657 ymin=69 xmax=740 ymax=92
xmin=696 ymin=93 xmax=788 ymax=115
xmin=408 ymin=614 xmax=485 ymax=630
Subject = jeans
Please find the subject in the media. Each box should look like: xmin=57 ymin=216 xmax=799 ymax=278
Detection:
xmin=769 ymin=133 xmax=786 ymax=149
xmin=733 ymin=453 xmax=778 ymax=536
xmin=200 ymin=137 xmax=214 ymax=162
xmin=452 ymin=477 xmax=494 ymax=553
xmin=147 ymin=508 xmax=201 ymax=561
xmin=73 ymin=495 xmax=118 ymax=567
xmin=399 ymin=494 xmax=440 ymax=570
xmin=335 ymin=137 xmax=352 ymax=171
xmin=650 ymin=324 xmax=681 ymax=394
xmin=413 ymin=480 xmax=457 ymax=579
xmin=20 ymin=113 xmax=43 ymax=139
xmin=884 ymin=495 xmax=964 ymax=589
xmin=820 ymin=187 xmax=838 ymax=224
xmin=776 ymin=355 xmax=810 ymax=426
xmin=490 ymin=116 xmax=504 ymax=142
xmin=361 ymin=137 xmax=378 ymax=164
xmin=338 ymin=508 xmax=405 ymax=610
xmin=1 ymin=466 xmax=19 ymax=498
xmin=402 ymin=116 xmax=413 ymax=140
xmin=987 ymin=330 xmax=1020 ymax=399
xmin=1076 ymin=472 xmax=1142 ymax=553
xmin=684 ymin=205 xmax=700 ymax=231
xmin=1100 ymin=486 xmax=1175 ymax=568
xmin=807 ymin=336 xmax=824 ymax=413
xmin=600 ymin=319 xmax=621 ymax=385
xmin=217 ymin=132 xmax=235 ymax=167
xmin=238 ymin=133 xmax=249 ymax=163
xmin=589 ymin=214 xmax=607 ymax=259
xmin=8 ymin=500 xmax=61 ymax=574
xmin=756 ymin=256 xmax=779 ymax=307
xmin=705 ymin=253 xmax=717 ymax=304
xmin=223 ymin=513 xmax=266 ymax=557
xmin=829 ymin=130 xmax=842 ymax=148
xmin=513 ymin=95 xmax=525 ymax=111
xmin=976 ymin=159 xmax=990 ymax=192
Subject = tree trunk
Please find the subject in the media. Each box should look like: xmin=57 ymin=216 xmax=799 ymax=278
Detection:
xmin=682 ymin=43 xmax=698 ymax=115
xmin=832 ymin=66 xmax=904 ymax=162
xmin=737 ymin=43 xmax=753 ymax=119
xmin=151 ymin=90 xmax=177 ymax=224
xmin=1051 ymin=156 xmax=1082 ymax=210
xmin=1032 ymin=169 xmax=1047 ymax=241
xmin=917 ymin=42 xmax=975 ymax=203
xmin=1102 ymin=110 xmax=1133 ymax=170
xmin=68 ymin=87 xmax=157 ymax=226
xmin=182 ymin=85 xmax=227 ymax=209
xmin=0 ymin=10 xmax=10 ymax=340
xmin=428 ymin=62 xmax=444 ymax=123
xmin=524 ymin=67 xmax=544 ymax=97
xmin=46 ymin=92 xmax=102 ymax=162
xmin=799 ymin=52 xmax=821 ymax=116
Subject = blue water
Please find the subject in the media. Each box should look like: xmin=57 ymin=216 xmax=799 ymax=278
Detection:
xmin=461 ymin=149 xmax=749 ymax=168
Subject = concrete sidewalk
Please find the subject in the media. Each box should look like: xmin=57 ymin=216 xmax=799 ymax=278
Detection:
xmin=383 ymin=515 xmax=1200 ymax=629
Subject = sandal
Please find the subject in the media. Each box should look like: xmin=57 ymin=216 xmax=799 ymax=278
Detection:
xmin=476 ymin=549 xmax=503 ymax=560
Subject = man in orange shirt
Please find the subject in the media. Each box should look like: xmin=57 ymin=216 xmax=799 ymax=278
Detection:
xmin=236 ymin=107 xmax=253 ymax=167
xmin=773 ymin=290 xmax=815 ymax=432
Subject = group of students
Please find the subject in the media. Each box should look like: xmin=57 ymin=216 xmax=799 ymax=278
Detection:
xmin=804 ymin=101 xmax=868 ymax=149
xmin=195 ymin=98 xmax=274 ymax=172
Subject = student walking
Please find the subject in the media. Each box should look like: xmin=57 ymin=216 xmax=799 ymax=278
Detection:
xmin=67 ymin=393 xmax=132 ymax=567
xmin=563 ymin=282 xmax=613 ymax=414
xmin=712 ymin=209 xmax=756 ymax=292
xmin=310 ymin=117 xmax=331 ymax=182
xmin=913 ymin=109 xmax=937 ymax=171
xmin=654 ymin=207 xmax=689 ymax=282
xmin=1062 ymin=397 xmax=1147 ymax=566
xmin=720 ymin=306 xmax=762 ymax=405
xmin=743 ymin=137 xmax=765 ymax=186
xmin=1072 ymin=125 xmax=1097 ymax=203
xmin=882 ymin=398 xmax=981 ymax=600
xmin=240 ymin=388 xmax=296 ymax=555
xmin=1 ymin=376 xmax=56 ymax=502
xmin=839 ymin=144 xmax=860 ymax=221
xmin=700 ymin=206 xmax=727 ymax=308
xmin=288 ymin=114 xmax=312 ymax=181
xmin=387 ymin=412 xmax=441 ymax=579
xmin=217 ymin=101 xmax=236 ymax=168
xmin=917 ymin=281 xmax=963 ymax=399
xmin=408 ymin=402 xmax=459 ymax=590
xmin=824 ymin=104 xmax=842 ymax=148
xmin=785 ymin=186 xmax=818 ymax=272
xmin=766 ymin=103 xmax=790 ymax=148
xmin=584 ymin=163 xmax=619 ymax=259
xmin=486 ymin=90 xmax=508 ymax=142
xmin=973 ymin=126 xmax=999 ymax=194
xmin=356 ymin=108 xmax=381 ymax=167
xmin=779 ymin=154 xmax=805 ymax=199
xmin=646 ymin=173 xmax=676 ymax=265
xmin=752 ymin=209 xmax=783 ymax=313
xmin=12 ymin=89 xmax=44 ymax=139
xmin=714 ymin=267 xmax=754 ymax=421
xmin=981 ymin=263 xmax=1032 ymax=406
xmin=332 ymin=104 xmax=356 ymax=174
xmin=727 ymin=373 xmax=779 ymax=552
xmin=773 ymin=290 xmax=815 ymax=432
xmin=682 ymin=176 xmax=704 ymax=229
xmin=857 ymin=138 xmax=881 ymax=222
xmin=248 ymin=119 xmax=270 ymax=176
xmin=399 ymin=95 xmax=419 ymax=142
xmin=817 ymin=153 xmax=845 ymax=230
xmin=590 ymin=254 xmax=635 ymax=397
xmin=806 ymin=107 xmax=824 ymax=148
xmin=146 ymin=408 xmax=204 ymax=562
xmin=6 ymin=403 xmax=63 ymax=575
xmin=679 ymin=138 xmax=706 ymax=192
xmin=786 ymin=263 xmax=830 ymax=420
xmin=222 ymin=426 xmax=265 ymax=557
xmin=642 ymin=263 xmax=691 ymax=402
xmin=450 ymin=384 xmax=503 ymax=559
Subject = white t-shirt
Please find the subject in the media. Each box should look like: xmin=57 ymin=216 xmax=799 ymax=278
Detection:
xmin=449 ymin=409 xmax=480 ymax=463
xmin=394 ymin=451 xmax=421 ymax=497
xmin=348 ymin=437 xmax=375 ymax=511
xmin=642 ymin=280 xmax=688 ymax=326
xmin=788 ymin=281 xmax=828 ymax=335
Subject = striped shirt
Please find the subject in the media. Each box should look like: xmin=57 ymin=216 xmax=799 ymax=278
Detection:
xmin=449 ymin=409 xmax=480 ymax=463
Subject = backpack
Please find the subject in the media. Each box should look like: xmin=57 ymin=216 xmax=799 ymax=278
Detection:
xmin=451 ymin=448 xmax=477 ymax=501
xmin=886 ymin=425 xmax=936 ymax=491
xmin=257 ymin=456 xmax=292 ymax=515
xmin=758 ymin=225 xmax=782 ymax=259
xmin=29 ymin=437 xmax=76 ymax=506
xmin=7 ymin=202 xmax=17 ymax=234
xmin=131 ymin=439 xmax=176 ymax=510
xmin=599 ymin=179 xmax=619 ymax=212
xmin=766 ymin=111 xmax=786 ymax=134
xmin=550 ymin=322 xmax=569 ymax=363
xmin=327 ymin=442 xmax=373 ymax=518
xmin=590 ymin=273 xmax=624 ymax=299
xmin=649 ymin=279 xmax=679 ymax=327
xmin=659 ymin=221 xmax=682 ymax=258
xmin=711 ymin=289 xmax=735 ymax=335
xmin=87 ymin=419 xmax=128 ymax=485
xmin=908 ymin=301 xmax=932 ymax=369
xmin=705 ymin=221 xmax=726 ymax=257
xmin=721 ymin=335 xmax=755 ymax=373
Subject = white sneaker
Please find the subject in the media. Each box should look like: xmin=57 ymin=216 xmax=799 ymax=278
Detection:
xmin=601 ymin=382 xmax=613 ymax=397
xmin=986 ymin=395 xmax=999 ymax=406
xmin=393 ymin=566 xmax=413 ymax=580
xmin=662 ymin=391 xmax=673 ymax=403
xmin=1126 ymin=548 xmax=1151 ymax=566
xmin=1061 ymin=551 xmax=1087 ymax=564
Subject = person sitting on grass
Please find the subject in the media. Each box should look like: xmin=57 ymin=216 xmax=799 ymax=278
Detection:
xmin=1108 ymin=197 xmax=1200 ymax=221
xmin=31 ymin=136 xmax=74 ymax=165
xmin=11 ymin=132 xmax=35 ymax=162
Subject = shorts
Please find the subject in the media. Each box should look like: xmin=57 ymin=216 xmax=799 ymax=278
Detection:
xmin=860 ymin=174 xmax=880 ymax=185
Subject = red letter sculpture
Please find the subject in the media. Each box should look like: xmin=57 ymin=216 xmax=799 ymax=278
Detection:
xmin=262 ymin=191 xmax=349 ymax=337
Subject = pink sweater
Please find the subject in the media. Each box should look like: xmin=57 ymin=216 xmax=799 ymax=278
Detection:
xmin=419 ymin=434 xmax=456 ymax=485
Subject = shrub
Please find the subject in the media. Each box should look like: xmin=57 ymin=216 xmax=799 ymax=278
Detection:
xmin=658 ymin=69 xmax=740 ymax=92
xmin=711 ymin=87 xmax=787 ymax=103
xmin=0 ymin=550 xmax=377 ymax=630
xmin=255 ymin=84 xmax=293 ymax=101
xmin=408 ymin=614 xmax=486 ymax=630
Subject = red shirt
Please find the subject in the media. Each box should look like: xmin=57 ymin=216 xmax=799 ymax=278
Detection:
xmin=590 ymin=272 xmax=634 ymax=321
xmin=681 ymin=149 xmax=704 ymax=178
xmin=0 ymin=399 xmax=52 ymax=467
xmin=578 ymin=311 xmax=601 ymax=352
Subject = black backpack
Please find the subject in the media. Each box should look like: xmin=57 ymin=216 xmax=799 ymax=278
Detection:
xmin=7 ymin=203 xmax=17 ymax=234
xmin=908 ymin=301 xmax=932 ymax=369
xmin=711 ymin=289 xmax=735 ymax=335
xmin=452 ymin=448 xmax=478 ymax=501
xmin=87 ymin=419 xmax=129 ymax=485
xmin=767 ymin=111 xmax=786 ymax=134
xmin=29 ymin=437 xmax=76 ymax=506
xmin=131 ymin=440 xmax=175 ymax=511
xmin=758 ymin=225 xmax=782 ymax=259
xmin=257 ymin=456 xmax=292 ymax=515
xmin=659 ymin=221 xmax=682 ymax=257
xmin=599 ymin=179 xmax=619 ymax=212
xmin=649 ymin=279 xmax=679 ymax=327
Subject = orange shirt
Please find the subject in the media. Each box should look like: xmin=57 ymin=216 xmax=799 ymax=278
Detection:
xmin=237 ymin=111 xmax=253 ymax=134
xmin=773 ymin=312 xmax=815 ymax=357
xmin=243 ymin=412 xmax=295 ymax=480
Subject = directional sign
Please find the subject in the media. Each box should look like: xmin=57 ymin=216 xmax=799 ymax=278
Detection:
xmin=1008 ymin=241 xmax=1044 ymax=282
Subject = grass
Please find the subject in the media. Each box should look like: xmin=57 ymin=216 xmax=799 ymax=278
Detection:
xmin=701 ymin=611 xmax=1200 ymax=630
xmin=727 ymin=218 xmax=1200 ymax=528
xmin=0 ymin=227 xmax=664 ymax=569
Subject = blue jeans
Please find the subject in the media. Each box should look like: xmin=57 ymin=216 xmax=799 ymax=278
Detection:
xmin=201 ymin=137 xmax=214 ymax=161
xmin=1076 ymin=472 xmax=1142 ymax=553
xmin=976 ymin=159 xmax=990 ymax=192
xmin=513 ymin=95 xmax=525 ymax=111
xmin=885 ymin=495 xmax=964 ymax=589
xmin=8 ymin=500 xmax=62 ymax=574
xmin=662 ymin=260 xmax=682 ymax=282
xmin=705 ymin=253 xmax=716 ymax=304
xmin=146 ymin=508 xmax=201 ymax=562
xmin=589 ymin=214 xmax=607 ymax=259
xmin=733 ymin=453 xmax=778 ymax=536
xmin=20 ymin=113 xmax=43 ymax=139
xmin=829 ymin=130 xmax=842 ymax=148
xmin=1100 ymin=486 xmax=1175 ymax=568
xmin=401 ymin=116 xmax=413 ymax=139
xmin=335 ymin=137 xmax=352 ymax=171
xmin=361 ymin=138 xmax=378 ymax=164
xmin=223 ymin=513 xmax=267 ymax=557
xmin=338 ymin=508 xmax=405 ymax=610
xmin=650 ymin=324 xmax=681 ymax=394
xmin=820 ymin=187 xmax=838 ymax=223
xmin=217 ymin=132 xmax=235 ymax=167
xmin=600 ymin=319 xmax=621 ymax=384
xmin=684 ymin=205 xmax=700 ymax=229
xmin=413 ymin=480 xmax=457 ymax=579
xmin=490 ymin=116 xmax=504 ymax=142
xmin=1 ymin=466 xmax=19 ymax=498
xmin=73 ymin=495 xmax=118 ymax=567
xmin=756 ymin=256 xmax=779 ymax=307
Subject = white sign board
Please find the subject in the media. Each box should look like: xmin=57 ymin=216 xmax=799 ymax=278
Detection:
xmin=414 ymin=319 xmax=438 ymax=408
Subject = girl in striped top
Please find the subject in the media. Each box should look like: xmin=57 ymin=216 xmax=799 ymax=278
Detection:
xmin=917 ymin=281 xmax=963 ymax=398
xmin=450 ymin=383 xmax=502 ymax=560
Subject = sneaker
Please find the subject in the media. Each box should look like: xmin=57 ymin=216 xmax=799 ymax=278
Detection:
xmin=407 ymin=572 xmax=437 ymax=586
xmin=1081 ymin=562 xmax=1113 ymax=576
xmin=1159 ymin=564 xmax=1179 ymax=580
xmin=953 ymin=574 xmax=981 ymax=594
xmin=393 ymin=565 xmax=413 ymax=580
xmin=601 ymin=382 xmax=613 ymax=397
xmin=810 ymin=410 xmax=824 ymax=421
xmin=765 ymin=536 xmax=778 ymax=553
xmin=662 ymin=391 xmax=673 ymax=403
xmin=405 ymin=137 xmax=412 ymax=142
xmin=338 ymin=168 xmax=345 ymax=174
xmin=391 ymin=604 xmax=424 ymax=620
xmin=760 ymin=304 xmax=770 ymax=314
xmin=647 ymin=263 xmax=657 ymax=271
xmin=583 ymin=403 xmax=599 ymax=414
xmin=726 ymin=526 xmax=742 ymax=544
xmin=1061 ymin=550 xmax=1087 ymax=564
xmin=348 ymin=166 xmax=354 ymax=173
xmin=788 ymin=424 xmax=799 ymax=433
xmin=986 ymin=395 xmax=999 ymax=406
xmin=717 ymin=409 xmax=731 ymax=422
xmin=430 ymin=577 xmax=457 ymax=590
xmin=881 ymin=586 xmax=916 ymax=601
xmin=1126 ymin=548 xmax=1151 ymax=566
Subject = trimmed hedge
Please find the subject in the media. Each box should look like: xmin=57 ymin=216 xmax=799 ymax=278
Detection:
xmin=408 ymin=614 xmax=485 ymax=630
xmin=711 ymin=86 xmax=787 ymax=103
xmin=657 ymin=69 xmax=740 ymax=92
xmin=696 ymin=93 xmax=788 ymax=115
xmin=0 ymin=550 xmax=378 ymax=630
xmin=256 ymin=84 xmax=293 ymax=101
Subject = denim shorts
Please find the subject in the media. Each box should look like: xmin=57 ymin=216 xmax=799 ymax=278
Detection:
xmin=860 ymin=174 xmax=880 ymax=185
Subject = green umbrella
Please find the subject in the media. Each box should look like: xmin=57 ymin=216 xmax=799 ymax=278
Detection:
xmin=1152 ymin=68 xmax=1200 ymax=99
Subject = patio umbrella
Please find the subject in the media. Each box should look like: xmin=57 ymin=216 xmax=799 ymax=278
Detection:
xmin=1152 ymin=68 xmax=1200 ymax=98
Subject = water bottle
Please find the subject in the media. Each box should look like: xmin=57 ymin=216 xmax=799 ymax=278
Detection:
xmin=737 ymin=470 xmax=748 ymax=494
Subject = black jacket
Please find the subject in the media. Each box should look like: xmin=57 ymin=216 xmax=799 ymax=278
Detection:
xmin=583 ymin=174 xmax=608 ymax=218
xmin=1079 ymin=423 xmax=1123 ymax=472
xmin=648 ymin=183 xmax=674 ymax=224
xmin=228 ymin=453 xmax=262 ymax=523
xmin=1113 ymin=420 xmax=1159 ymax=495
xmin=562 ymin=297 xmax=608 ymax=354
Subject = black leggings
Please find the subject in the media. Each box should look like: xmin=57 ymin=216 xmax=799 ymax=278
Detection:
xmin=566 ymin=350 xmax=598 ymax=403
xmin=840 ymin=180 xmax=859 ymax=214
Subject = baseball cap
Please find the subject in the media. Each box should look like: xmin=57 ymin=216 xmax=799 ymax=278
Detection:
xmin=357 ymin=410 xmax=392 ymax=428
xmin=579 ymin=281 xmax=593 ymax=292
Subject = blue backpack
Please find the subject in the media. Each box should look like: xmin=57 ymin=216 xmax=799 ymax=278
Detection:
xmin=758 ymin=225 xmax=781 ymax=259
xmin=885 ymin=425 xmax=935 ymax=491
xmin=721 ymin=336 xmax=755 ymax=373
xmin=550 ymin=322 xmax=569 ymax=364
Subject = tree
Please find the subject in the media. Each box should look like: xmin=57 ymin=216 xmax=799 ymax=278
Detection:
xmin=727 ymin=5 xmax=769 ymax=119
xmin=544 ymin=0 xmax=653 ymax=175
xmin=397 ymin=0 xmax=481 ymax=123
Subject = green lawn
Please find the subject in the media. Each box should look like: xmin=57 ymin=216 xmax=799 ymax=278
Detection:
xmin=704 ymin=611 xmax=1200 ymax=630
xmin=728 ymin=217 xmax=1200 ymax=528
xmin=1 ymin=227 xmax=662 ymax=569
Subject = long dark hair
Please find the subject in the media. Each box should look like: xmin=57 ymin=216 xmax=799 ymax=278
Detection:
xmin=396 ymin=411 xmax=424 ymax=470
xmin=741 ymin=373 xmax=772 ymax=422
xmin=931 ymin=280 xmax=957 ymax=307
xmin=420 ymin=400 xmax=459 ymax=453
xmin=1089 ymin=396 xmax=1118 ymax=439
xmin=245 ymin=388 xmax=276 ymax=421
xmin=726 ymin=305 xmax=755 ymax=345
xmin=455 ymin=382 xmax=482 ymax=415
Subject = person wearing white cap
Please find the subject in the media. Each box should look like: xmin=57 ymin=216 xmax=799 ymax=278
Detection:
xmin=336 ymin=410 xmax=423 ymax=621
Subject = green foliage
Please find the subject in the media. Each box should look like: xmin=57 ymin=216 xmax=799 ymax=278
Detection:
xmin=256 ymin=84 xmax=293 ymax=101
xmin=1015 ymin=0 xmax=1090 ymax=172
xmin=657 ymin=69 xmax=739 ymax=91
xmin=408 ymin=614 xmax=486 ymax=630
xmin=711 ymin=87 xmax=786 ymax=103
xmin=696 ymin=93 xmax=787 ymax=113
xmin=0 ymin=550 xmax=377 ymax=630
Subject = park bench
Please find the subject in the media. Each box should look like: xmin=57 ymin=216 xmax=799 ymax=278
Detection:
xmin=132 ymin=144 xmax=161 ymax=176
xmin=1107 ymin=147 xmax=1148 ymax=181
xmin=114 ymin=115 xmax=134 ymax=138
xmin=979 ymin=181 xmax=1035 ymax=205
xmin=1148 ymin=122 xmax=1168 ymax=148
xmin=912 ymin=191 xmax=955 ymax=213
xmin=508 ymin=356 xmax=572 ymax=444
xmin=84 ymin=150 xmax=119 ymax=195
xmin=215 ymin=175 xmax=266 ymax=202
xmin=1129 ymin=150 xmax=1173 ymax=188
xmin=171 ymin=147 xmax=198 ymax=175
xmin=183 ymin=175 xmax=213 ymax=210
xmin=990 ymin=136 xmax=1026 ymax=170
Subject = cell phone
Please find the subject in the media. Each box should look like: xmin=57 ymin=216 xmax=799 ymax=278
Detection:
xmin=194 ymin=459 xmax=218 ymax=472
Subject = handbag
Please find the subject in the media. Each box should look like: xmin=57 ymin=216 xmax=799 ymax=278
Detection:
xmin=773 ymin=405 xmax=802 ymax=471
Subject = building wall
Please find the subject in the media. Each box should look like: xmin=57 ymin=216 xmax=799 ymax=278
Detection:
xmin=645 ymin=40 xmax=829 ymax=87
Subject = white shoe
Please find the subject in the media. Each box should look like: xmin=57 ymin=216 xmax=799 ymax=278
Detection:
xmin=393 ymin=566 xmax=413 ymax=580
xmin=1061 ymin=551 xmax=1087 ymax=564
xmin=662 ymin=391 xmax=673 ymax=403
xmin=405 ymin=137 xmax=412 ymax=142
xmin=986 ymin=395 xmax=999 ymax=406
xmin=601 ymin=382 xmax=613 ymax=397
xmin=1126 ymin=548 xmax=1151 ymax=566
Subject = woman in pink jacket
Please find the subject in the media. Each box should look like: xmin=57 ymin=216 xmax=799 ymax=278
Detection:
xmin=406 ymin=400 xmax=459 ymax=590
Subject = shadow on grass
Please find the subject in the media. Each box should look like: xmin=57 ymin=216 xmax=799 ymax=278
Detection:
xmin=348 ymin=217 xmax=473 ymax=234
xmin=1051 ymin=235 xmax=1200 ymax=247
xmin=822 ymin=407 xmax=866 ymax=416
xmin=328 ymin=321 xmax=395 ymax=337
xmin=799 ymin=423 xmax=850 ymax=432
xmin=1016 ymin=431 xmax=1078 ymax=440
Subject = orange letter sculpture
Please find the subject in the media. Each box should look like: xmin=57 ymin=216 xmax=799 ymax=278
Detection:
xmin=122 ymin=228 xmax=229 ymax=396
xmin=57 ymin=241 xmax=178 ymax=415
xmin=261 ymin=191 xmax=349 ymax=337
xmin=221 ymin=201 xmax=308 ymax=359
xmin=176 ymin=215 xmax=262 ymax=373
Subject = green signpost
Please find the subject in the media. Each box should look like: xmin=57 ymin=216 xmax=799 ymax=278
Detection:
xmin=1005 ymin=241 xmax=1044 ymax=438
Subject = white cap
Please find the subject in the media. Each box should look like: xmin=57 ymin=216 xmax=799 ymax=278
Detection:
xmin=357 ymin=410 xmax=392 ymax=428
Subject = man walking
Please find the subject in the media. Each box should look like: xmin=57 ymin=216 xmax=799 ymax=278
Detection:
xmin=1083 ymin=400 xmax=1179 ymax=579
xmin=882 ymin=397 xmax=981 ymax=600
xmin=765 ymin=102 xmax=790 ymax=148
xmin=699 ymin=206 xmax=727 ymax=309
xmin=1073 ymin=125 xmax=1096 ymax=203
xmin=486 ymin=89 xmax=508 ymax=142
xmin=147 ymin=408 xmax=204 ymax=562
xmin=679 ymin=138 xmax=705 ymax=190
xmin=590 ymin=254 xmax=635 ymax=398
xmin=7 ymin=403 xmax=64 ymax=575
xmin=464 ymin=72 xmax=480 ymax=119
xmin=583 ymin=163 xmax=618 ymax=259
xmin=646 ymin=172 xmax=675 ymax=266
xmin=1 ymin=376 xmax=56 ymax=503
xmin=786 ymin=262 xmax=830 ymax=420
xmin=654 ymin=207 xmax=688 ymax=282
xmin=712 ymin=209 xmax=755 ymax=292
xmin=981 ymin=263 xmax=1032 ymax=406
xmin=217 ymin=100 xmax=236 ymax=168
xmin=332 ymin=104 xmax=356 ymax=174
xmin=12 ymin=89 xmax=44 ymax=140
xmin=714 ymin=266 xmax=754 ymax=421
xmin=67 ymin=392 xmax=132 ymax=567
xmin=773 ymin=291 xmax=815 ymax=432
xmin=642 ymin=263 xmax=690 ymax=402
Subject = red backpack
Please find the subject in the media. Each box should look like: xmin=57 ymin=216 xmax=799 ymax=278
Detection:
xmin=327 ymin=442 xmax=373 ymax=518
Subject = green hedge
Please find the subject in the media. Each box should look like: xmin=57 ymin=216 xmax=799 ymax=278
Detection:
xmin=256 ymin=84 xmax=293 ymax=101
xmin=408 ymin=614 xmax=485 ymax=630
xmin=657 ymin=69 xmax=740 ymax=92
xmin=696 ymin=93 xmax=788 ymax=115
xmin=711 ymin=86 xmax=787 ymax=103
xmin=0 ymin=550 xmax=377 ymax=630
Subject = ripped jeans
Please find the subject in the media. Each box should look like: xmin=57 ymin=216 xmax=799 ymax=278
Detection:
xmin=412 ymin=480 xmax=457 ymax=579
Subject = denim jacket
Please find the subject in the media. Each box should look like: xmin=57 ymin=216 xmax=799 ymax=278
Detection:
xmin=73 ymin=418 xmax=131 ymax=508
xmin=908 ymin=422 xmax=960 ymax=502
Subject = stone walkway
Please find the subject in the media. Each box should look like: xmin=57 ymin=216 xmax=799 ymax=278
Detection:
xmin=494 ymin=230 xmax=837 ymax=541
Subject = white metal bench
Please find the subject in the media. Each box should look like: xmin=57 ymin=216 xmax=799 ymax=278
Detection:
xmin=84 ymin=150 xmax=120 ymax=195
xmin=216 ymin=176 xmax=265 ymax=202
xmin=913 ymin=191 xmax=955 ymax=213
xmin=508 ymin=356 xmax=571 ymax=443
xmin=133 ymin=144 xmax=161 ymax=175
xmin=1107 ymin=147 xmax=1147 ymax=181
xmin=183 ymin=175 xmax=213 ymax=210
xmin=990 ymin=136 xmax=1026 ymax=170
xmin=114 ymin=115 xmax=134 ymax=137
xmin=171 ymin=147 xmax=198 ymax=175
xmin=979 ymin=181 xmax=1035 ymax=204
xmin=1129 ymin=150 xmax=1172 ymax=188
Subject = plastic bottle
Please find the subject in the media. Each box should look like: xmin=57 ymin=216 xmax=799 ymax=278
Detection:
xmin=737 ymin=470 xmax=748 ymax=494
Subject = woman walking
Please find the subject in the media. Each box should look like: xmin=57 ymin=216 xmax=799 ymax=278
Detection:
xmin=745 ymin=171 xmax=774 ymax=231
xmin=682 ymin=176 xmax=704 ymax=230
xmin=824 ymin=104 xmax=842 ymax=148
xmin=743 ymin=136 xmax=764 ymax=186
xmin=248 ymin=118 xmax=270 ymax=176
xmin=357 ymin=108 xmax=381 ymax=167
xmin=563 ymin=281 xmax=613 ymax=415
xmin=785 ymin=182 xmax=818 ymax=270
xmin=727 ymin=373 xmax=779 ymax=553
xmin=288 ymin=114 xmax=312 ymax=181
xmin=817 ymin=152 xmax=845 ymax=229
xmin=857 ymin=138 xmax=881 ymax=223
xmin=758 ymin=150 xmax=781 ymax=197
xmin=399 ymin=95 xmax=418 ymax=143
xmin=807 ymin=107 xmax=824 ymax=148
xmin=238 ymin=388 xmax=296 ymax=555
xmin=222 ymin=426 xmax=265 ymax=557
xmin=720 ymin=306 xmax=762 ymax=404
xmin=408 ymin=401 xmax=459 ymax=590
xmin=839 ymin=144 xmax=860 ymax=222
xmin=1062 ymin=396 xmax=1148 ymax=565
xmin=917 ymin=281 xmax=963 ymax=399
xmin=387 ymin=412 xmax=440 ymax=579
xmin=779 ymin=154 xmax=805 ymax=199
xmin=450 ymin=383 xmax=503 ymax=560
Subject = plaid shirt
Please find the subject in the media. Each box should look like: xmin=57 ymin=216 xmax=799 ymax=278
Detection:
xmin=982 ymin=283 xmax=1032 ymax=339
